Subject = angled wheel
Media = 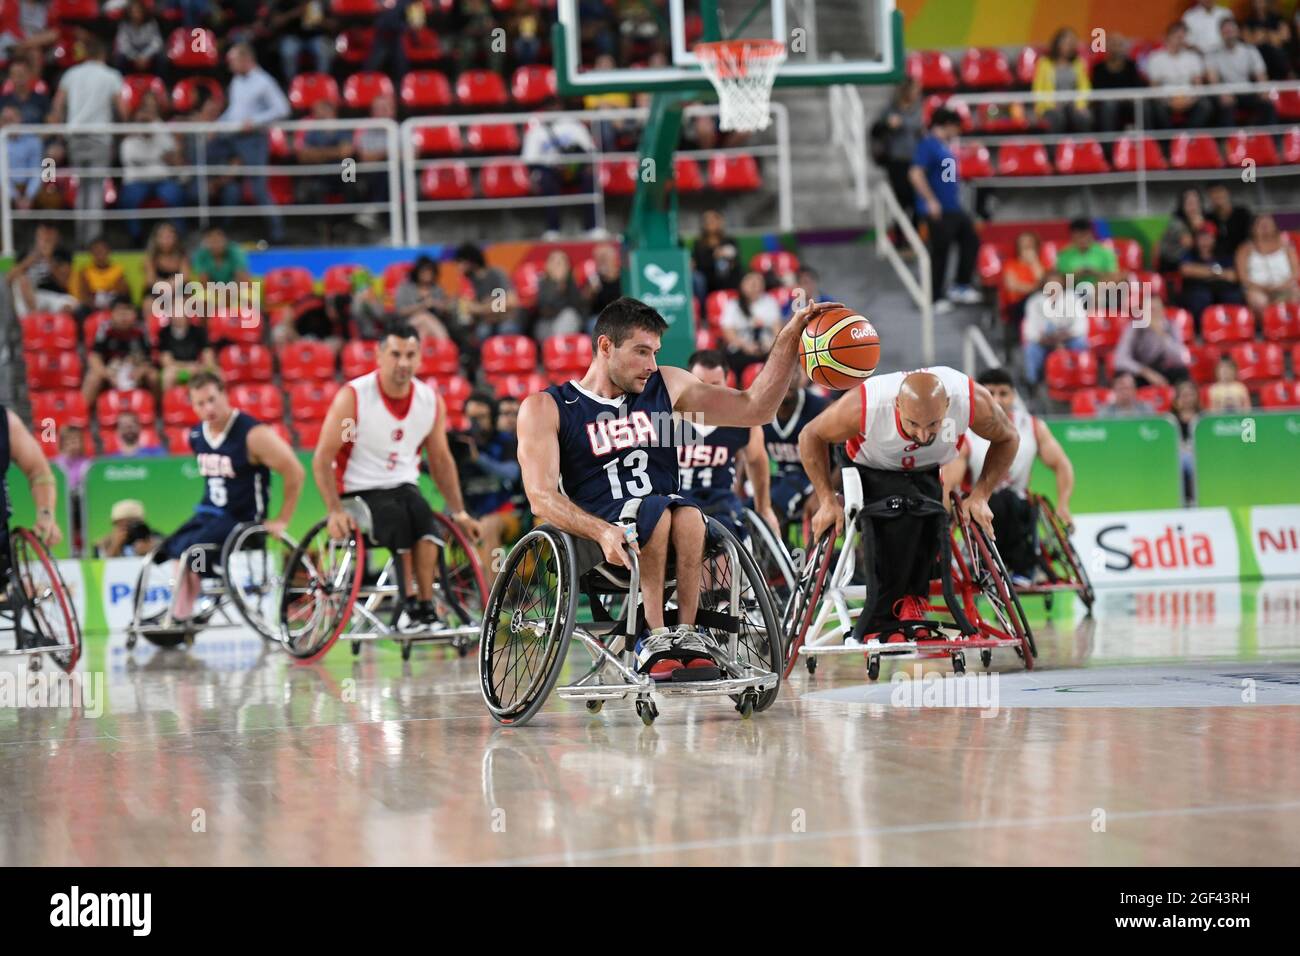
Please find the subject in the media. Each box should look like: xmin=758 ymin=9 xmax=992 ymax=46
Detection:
xmin=128 ymin=544 xmax=212 ymax=648
xmin=1035 ymin=495 xmax=1094 ymax=612
xmin=11 ymin=529 xmax=81 ymax=672
xmin=952 ymin=498 xmax=1035 ymax=667
xmin=429 ymin=511 xmax=488 ymax=630
xmin=743 ymin=508 xmax=797 ymax=616
xmin=278 ymin=518 xmax=364 ymax=661
xmin=479 ymin=528 xmax=577 ymax=726
xmin=221 ymin=522 xmax=298 ymax=641
xmin=780 ymin=529 xmax=835 ymax=678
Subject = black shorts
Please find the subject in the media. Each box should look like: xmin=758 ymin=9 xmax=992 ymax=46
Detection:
xmin=349 ymin=484 xmax=437 ymax=551
xmin=159 ymin=510 xmax=242 ymax=565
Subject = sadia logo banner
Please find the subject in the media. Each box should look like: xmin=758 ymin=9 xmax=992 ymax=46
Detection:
xmin=1071 ymin=509 xmax=1239 ymax=586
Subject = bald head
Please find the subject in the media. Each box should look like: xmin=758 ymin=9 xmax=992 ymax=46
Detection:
xmin=896 ymin=371 xmax=950 ymax=446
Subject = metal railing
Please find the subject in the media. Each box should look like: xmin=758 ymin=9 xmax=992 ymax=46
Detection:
xmin=962 ymin=324 xmax=1001 ymax=378
xmin=872 ymin=179 xmax=933 ymax=364
xmin=829 ymin=74 xmax=870 ymax=211
xmin=399 ymin=102 xmax=793 ymax=243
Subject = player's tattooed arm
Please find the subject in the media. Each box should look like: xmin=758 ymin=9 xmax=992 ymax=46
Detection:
xmin=799 ymin=388 xmax=861 ymax=541
xmin=248 ymin=423 xmax=305 ymax=534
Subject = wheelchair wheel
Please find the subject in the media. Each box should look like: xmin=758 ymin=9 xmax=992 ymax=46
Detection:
xmin=743 ymin=508 xmax=797 ymax=615
xmin=951 ymin=502 xmax=1036 ymax=666
xmin=129 ymin=544 xmax=222 ymax=648
xmin=699 ymin=519 xmax=783 ymax=712
xmin=429 ymin=512 xmax=488 ymax=629
xmin=10 ymin=529 xmax=81 ymax=672
xmin=278 ymin=519 xmax=364 ymax=661
xmin=479 ymin=528 xmax=577 ymax=726
xmin=1036 ymin=497 xmax=1094 ymax=612
xmin=221 ymin=523 xmax=298 ymax=641
xmin=780 ymin=530 xmax=835 ymax=678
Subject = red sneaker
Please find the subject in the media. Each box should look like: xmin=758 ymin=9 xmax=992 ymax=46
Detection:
xmin=892 ymin=595 xmax=930 ymax=621
xmin=648 ymin=658 xmax=685 ymax=681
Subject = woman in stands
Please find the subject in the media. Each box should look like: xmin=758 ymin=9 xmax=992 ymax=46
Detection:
xmin=142 ymin=223 xmax=190 ymax=318
xmin=1001 ymin=232 xmax=1047 ymax=355
xmin=1033 ymin=27 xmax=1093 ymax=134
xmin=1235 ymin=214 xmax=1300 ymax=319
xmin=1158 ymin=188 xmax=1207 ymax=273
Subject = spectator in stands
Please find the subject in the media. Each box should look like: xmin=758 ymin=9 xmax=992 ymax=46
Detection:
xmin=584 ymin=55 xmax=638 ymax=151
xmin=72 ymin=237 xmax=132 ymax=316
xmin=1158 ymin=188 xmax=1207 ymax=272
xmin=1098 ymin=371 xmax=1155 ymax=417
xmin=112 ymin=411 xmax=165 ymax=458
xmin=142 ymin=222 xmax=189 ymax=318
xmin=1180 ymin=222 xmax=1244 ymax=319
xmin=296 ymin=97 xmax=355 ymax=213
xmin=1033 ymin=27 xmax=1093 ymax=133
xmin=1183 ymin=0 xmax=1234 ymax=55
xmin=352 ymin=94 xmax=395 ymax=229
xmin=909 ymin=108 xmax=982 ymax=312
xmin=48 ymin=34 xmax=123 ymax=246
xmin=220 ymin=42 xmax=290 ymax=244
xmin=180 ymin=84 xmax=233 ymax=211
xmin=84 ymin=297 xmax=159 ymax=406
xmin=1171 ymin=379 xmax=1200 ymax=502
xmin=692 ymin=209 xmax=743 ymax=302
xmin=1241 ymin=0 xmax=1291 ymax=80
xmin=1090 ymin=34 xmax=1144 ymax=131
xmin=1207 ymin=355 xmax=1252 ymax=411
xmin=163 ymin=0 xmax=212 ymax=30
xmin=393 ymin=255 xmax=452 ymax=341
xmin=508 ymin=0 xmax=544 ymax=65
xmin=191 ymin=226 xmax=252 ymax=286
xmin=0 ymin=0 xmax=57 ymax=71
xmin=157 ymin=301 xmax=215 ymax=390
xmin=94 ymin=499 xmax=161 ymax=558
xmin=1206 ymin=18 xmax=1275 ymax=125
xmin=31 ymin=136 xmax=73 ymax=211
xmin=8 ymin=222 xmax=76 ymax=317
xmin=584 ymin=242 xmax=623 ymax=322
xmin=330 ymin=268 xmax=390 ymax=340
xmin=522 ymin=107 xmax=599 ymax=239
xmin=51 ymin=425 xmax=91 ymax=495
xmin=451 ymin=242 xmax=525 ymax=343
xmin=1 ymin=103 xmax=40 ymax=211
xmin=118 ymin=91 xmax=185 ymax=245
xmin=1056 ymin=218 xmax=1122 ymax=291
xmin=454 ymin=391 xmax=523 ymax=577
xmin=1235 ymin=213 xmax=1300 ymax=317
xmin=870 ymin=77 xmax=923 ymax=221
xmin=1145 ymin=21 xmax=1212 ymax=129
xmin=1114 ymin=298 xmax=1192 ymax=387
xmin=534 ymin=250 xmax=587 ymax=340
xmin=114 ymin=0 xmax=164 ymax=75
xmin=1020 ymin=283 xmax=1089 ymax=387
xmin=1002 ymin=232 xmax=1048 ymax=350
xmin=272 ymin=295 xmax=342 ymax=350
xmin=577 ymin=0 xmax=618 ymax=61
xmin=0 ymin=60 xmax=50 ymax=124
xmin=272 ymin=0 xmax=336 ymax=83
xmin=719 ymin=271 xmax=782 ymax=373
xmin=786 ymin=266 xmax=833 ymax=317
xmin=448 ymin=0 xmax=502 ymax=72
xmin=1205 ymin=184 xmax=1252 ymax=261
xmin=365 ymin=0 xmax=419 ymax=78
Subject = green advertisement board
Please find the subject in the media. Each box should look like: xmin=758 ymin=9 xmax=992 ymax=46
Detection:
xmin=5 ymin=463 xmax=73 ymax=557
xmin=1194 ymin=412 xmax=1300 ymax=508
xmin=628 ymin=247 xmax=695 ymax=369
xmin=1029 ymin=415 xmax=1183 ymax=514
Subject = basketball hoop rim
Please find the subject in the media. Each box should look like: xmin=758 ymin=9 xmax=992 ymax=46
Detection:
xmin=694 ymin=39 xmax=787 ymax=78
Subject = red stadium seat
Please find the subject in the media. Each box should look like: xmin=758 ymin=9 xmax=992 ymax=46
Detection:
xmin=599 ymin=159 xmax=638 ymax=196
xmin=542 ymin=334 xmax=593 ymax=383
xmin=466 ymin=123 xmax=521 ymax=154
xmin=97 ymin=389 xmax=157 ymax=427
xmin=101 ymin=427 xmax=161 ymax=456
xmin=172 ymin=76 xmax=224 ymax=113
xmin=162 ymin=386 xmax=200 ymax=426
xmin=1262 ymin=302 xmax=1300 ymax=344
xmin=50 ymin=28 xmax=85 ymax=69
xmin=494 ymin=372 xmax=550 ymax=400
xmin=82 ymin=309 xmax=112 ymax=351
xmin=1188 ymin=344 xmax=1222 ymax=385
xmin=219 ymin=343 xmax=274 ymax=385
xmin=419 ymin=337 xmax=461 ymax=378
xmin=707 ymin=154 xmax=762 ymax=191
xmin=976 ymin=243 xmax=1006 ymax=286
xmin=30 ymin=390 xmax=89 ymax=429
xmin=750 ymin=251 xmax=799 ymax=280
xmin=343 ymin=72 xmax=395 ymax=112
xmin=481 ymin=335 xmax=538 ymax=382
xmin=381 ymin=261 xmax=413 ymax=301
xmin=1169 ymin=134 xmax=1224 ymax=170
xmin=411 ymin=125 xmax=463 ymax=156
xmin=511 ymin=65 xmax=556 ymax=106
xmin=335 ymin=28 xmax=375 ymax=66
xmin=421 ymin=162 xmax=474 ymax=199
xmin=905 ymin=50 xmax=957 ymax=91
xmin=1014 ymin=46 xmax=1040 ymax=86
xmin=973 ymin=102 xmax=1028 ymax=133
xmin=996 ymin=140 xmax=1051 ymax=177
xmin=119 ymin=74 xmax=168 ymax=118
xmin=741 ymin=362 xmax=764 ymax=389
xmin=511 ymin=261 xmax=542 ymax=309
xmin=165 ymin=425 xmax=192 ymax=455
xmin=429 ymin=374 xmax=472 ymax=417
xmin=1268 ymin=89 xmax=1300 ymax=121
xmin=402 ymin=28 xmax=444 ymax=66
xmin=293 ymin=420 xmax=324 ymax=448
xmin=341 ymin=339 xmax=379 ymax=378
xmin=230 ymin=383 xmax=285 ymax=421
xmin=1137 ymin=385 xmax=1174 ymax=413
xmin=1259 ymin=380 xmax=1300 ymax=408
xmin=1229 ymin=342 xmax=1285 ymax=389
xmin=261 ymin=266 xmax=316 ymax=307
xmin=167 ymin=28 xmax=220 ymax=70
xmin=26 ymin=352 xmax=82 ymax=391
xmin=288 ymin=72 xmax=340 ymax=113
xmin=1283 ymin=128 xmax=1300 ymax=165
xmin=1103 ymin=237 xmax=1144 ymax=273
xmin=48 ymin=0 xmax=99 ymax=24
xmin=208 ymin=311 xmax=266 ymax=345
xmin=1135 ymin=271 xmax=1166 ymax=302
xmin=705 ymin=289 xmax=739 ymax=331
xmin=480 ymin=160 xmax=532 ymax=198
xmin=455 ymin=70 xmax=509 ymax=108
xmin=1044 ymin=349 xmax=1097 ymax=402
xmin=1165 ymin=306 xmax=1195 ymax=343
xmin=1087 ymin=312 xmax=1124 ymax=352
xmin=278 ymin=342 xmax=336 ymax=383
xmin=1054 ymin=138 xmax=1110 ymax=175
xmin=921 ymin=95 xmax=973 ymax=133
xmin=21 ymin=312 xmax=77 ymax=352
xmin=268 ymin=127 xmax=294 ymax=161
xmin=1070 ymin=388 xmax=1108 ymax=416
xmin=1201 ymin=305 xmax=1255 ymax=345
xmin=959 ymin=47 xmax=1014 ymax=89
xmin=401 ymin=71 xmax=454 ymax=113
xmin=957 ymin=143 xmax=993 ymax=179
xmin=332 ymin=0 xmax=381 ymax=14
xmin=673 ymin=157 xmax=704 ymax=192
xmin=322 ymin=264 xmax=365 ymax=296
xmin=287 ymin=380 xmax=341 ymax=421
xmin=1225 ymin=132 xmax=1280 ymax=168
xmin=1112 ymin=137 xmax=1168 ymax=172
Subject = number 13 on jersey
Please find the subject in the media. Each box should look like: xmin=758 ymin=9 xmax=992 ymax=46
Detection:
xmin=604 ymin=450 xmax=651 ymax=500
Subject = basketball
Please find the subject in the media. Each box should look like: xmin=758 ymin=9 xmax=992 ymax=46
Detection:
xmin=799 ymin=308 xmax=880 ymax=391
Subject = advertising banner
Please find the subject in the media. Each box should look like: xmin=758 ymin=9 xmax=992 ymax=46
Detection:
xmin=1070 ymin=507 xmax=1240 ymax=586
xmin=628 ymin=247 xmax=695 ymax=369
xmin=1029 ymin=416 xmax=1183 ymax=514
xmin=1195 ymin=412 xmax=1300 ymax=508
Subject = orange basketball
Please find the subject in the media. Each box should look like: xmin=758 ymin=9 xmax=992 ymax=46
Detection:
xmin=799 ymin=307 xmax=880 ymax=391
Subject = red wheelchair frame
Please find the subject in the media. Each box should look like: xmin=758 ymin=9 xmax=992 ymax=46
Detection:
xmin=1015 ymin=492 xmax=1095 ymax=613
xmin=1 ymin=528 xmax=82 ymax=673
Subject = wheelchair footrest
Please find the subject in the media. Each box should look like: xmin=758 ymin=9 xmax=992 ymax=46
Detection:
xmin=0 ymin=643 xmax=77 ymax=657
xmin=555 ymin=671 xmax=776 ymax=701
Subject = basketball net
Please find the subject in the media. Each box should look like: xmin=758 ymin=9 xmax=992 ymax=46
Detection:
xmin=695 ymin=39 xmax=787 ymax=133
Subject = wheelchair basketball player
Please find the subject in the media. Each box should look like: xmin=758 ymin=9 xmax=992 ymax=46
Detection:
xmin=763 ymin=375 xmax=829 ymax=533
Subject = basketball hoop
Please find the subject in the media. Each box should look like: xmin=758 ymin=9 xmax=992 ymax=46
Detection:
xmin=694 ymin=39 xmax=787 ymax=133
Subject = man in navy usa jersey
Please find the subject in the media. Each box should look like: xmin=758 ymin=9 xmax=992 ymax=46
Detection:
xmin=763 ymin=376 xmax=829 ymax=527
xmin=516 ymin=295 xmax=841 ymax=682
xmin=674 ymin=349 xmax=778 ymax=539
xmin=156 ymin=371 xmax=305 ymax=622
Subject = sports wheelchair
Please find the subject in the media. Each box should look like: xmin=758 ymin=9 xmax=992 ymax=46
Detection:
xmin=742 ymin=507 xmax=798 ymax=616
xmin=782 ymin=468 xmax=1036 ymax=680
xmin=277 ymin=497 xmax=487 ymax=662
xmin=1018 ymin=492 xmax=1094 ymax=613
xmin=0 ymin=528 xmax=81 ymax=672
xmin=478 ymin=515 xmax=783 ymax=727
xmin=127 ymin=522 xmax=298 ymax=649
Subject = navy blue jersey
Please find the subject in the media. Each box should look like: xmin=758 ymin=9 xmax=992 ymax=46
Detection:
xmin=188 ymin=411 xmax=270 ymax=523
xmin=675 ymin=418 xmax=749 ymax=504
xmin=546 ymin=374 xmax=679 ymax=519
xmin=763 ymin=388 xmax=828 ymax=481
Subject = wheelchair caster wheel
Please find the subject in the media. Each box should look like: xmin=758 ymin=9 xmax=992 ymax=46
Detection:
xmin=456 ymin=642 xmax=469 ymax=658
xmin=126 ymin=634 xmax=137 ymax=651
xmin=351 ymin=641 xmax=361 ymax=656
xmin=736 ymin=692 xmax=756 ymax=720
xmin=952 ymin=652 xmax=966 ymax=674
xmin=867 ymin=655 xmax=880 ymax=681
xmin=585 ymin=700 xmax=603 ymax=714
xmin=28 ymin=654 xmax=42 ymax=672
xmin=1044 ymin=595 xmax=1054 ymax=613
xmin=805 ymin=655 xmax=817 ymax=675
xmin=401 ymin=641 xmax=412 ymax=662
xmin=636 ymin=699 xmax=658 ymax=726
xmin=980 ymin=650 xmax=992 ymax=668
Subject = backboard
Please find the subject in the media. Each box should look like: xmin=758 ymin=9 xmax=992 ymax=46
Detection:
xmin=555 ymin=0 xmax=903 ymax=94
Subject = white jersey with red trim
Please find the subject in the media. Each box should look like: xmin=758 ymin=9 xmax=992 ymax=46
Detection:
xmin=336 ymin=371 xmax=439 ymax=493
xmin=966 ymin=401 xmax=1037 ymax=496
xmin=844 ymin=366 xmax=974 ymax=472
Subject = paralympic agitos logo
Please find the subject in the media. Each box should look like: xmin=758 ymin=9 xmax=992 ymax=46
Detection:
xmin=1094 ymin=521 xmax=1216 ymax=571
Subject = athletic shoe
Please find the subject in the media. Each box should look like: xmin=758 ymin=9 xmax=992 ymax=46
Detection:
xmin=1011 ymin=574 xmax=1033 ymax=589
xmin=932 ymin=300 xmax=954 ymax=316
xmin=669 ymin=627 xmax=722 ymax=682
xmin=399 ymin=600 xmax=429 ymax=633
xmin=634 ymin=628 xmax=684 ymax=681
xmin=417 ymin=600 xmax=439 ymax=626
xmin=948 ymin=285 xmax=983 ymax=305
xmin=892 ymin=595 xmax=930 ymax=621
